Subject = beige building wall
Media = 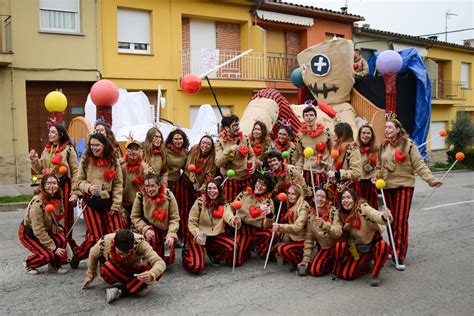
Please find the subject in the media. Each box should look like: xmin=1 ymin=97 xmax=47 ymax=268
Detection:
xmin=0 ymin=0 xmax=99 ymax=184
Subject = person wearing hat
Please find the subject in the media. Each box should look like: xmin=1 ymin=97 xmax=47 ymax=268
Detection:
xmin=82 ymin=229 xmax=166 ymax=303
xmin=130 ymin=172 xmax=179 ymax=266
xmin=215 ymin=114 xmax=256 ymax=201
xmin=119 ymin=137 xmax=148 ymax=224
xmin=296 ymin=106 xmax=334 ymax=189
xmin=272 ymin=183 xmax=310 ymax=272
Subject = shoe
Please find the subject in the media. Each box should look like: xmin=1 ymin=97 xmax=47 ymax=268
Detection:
xmin=207 ymin=253 xmax=221 ymax=267
xmin=276 ymin=256 xmax=284 ymax=267
xmin=370 ymin=276 xmax=380 ymax=287
xmin=390 ymin=260 xmax=406 ymax=271
xmin=136 ymin=286 xmax=149 ymax=297
xmin=297 ymin=265 xmax=307 ymax=276
xmin=388 ymin=254 xmax=393 ymax=260
xmin=330 ymin=273 xmax=339 ymax=281
xmin=24 ymin=262 xmax=39 ymax=275
xmin=48 ymin=264 xmax=68 ymax=274
xmin=106 ymin=287 xmax=122 ymax=303
xmin=69 ymin=255 xmax=80 ymax=269
xmin=175 ymin=240 xmax=185 ymax=248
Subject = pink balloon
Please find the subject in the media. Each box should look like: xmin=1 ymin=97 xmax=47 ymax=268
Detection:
xmin=376 ymin=50 xmax=403 ymax=74
xmin=90 ymin=80 xmax=119 ymax=106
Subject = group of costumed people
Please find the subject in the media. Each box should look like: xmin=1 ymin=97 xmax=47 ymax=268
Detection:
xmin=20 ymin=104 xmax=442 ymax=303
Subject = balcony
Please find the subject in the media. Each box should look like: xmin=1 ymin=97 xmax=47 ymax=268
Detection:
xmin=181 ymin=48 xmax=298 ymax=81
xmin=0 ymin=15 xmax=13 ymax=67
xmin=431 ymin=79 xmax=466 ymax=100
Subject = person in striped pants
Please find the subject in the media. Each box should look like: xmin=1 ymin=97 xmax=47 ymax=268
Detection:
xmin=182 ymin=179 xmax=241 ymax=274
xmin=273 ymin=183 xmax=310 ymax=272
xmin=19 ymin=174 xmax=68 ymax=275
xmin=82 ymin=229 xmax=166 ymax=303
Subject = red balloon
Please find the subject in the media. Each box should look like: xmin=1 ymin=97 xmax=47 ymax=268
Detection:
xmin=181 ymin=74 xmax=202 ymax=94
xmin=277 ymin=193 xmax=287 ymax=202
xmin=187 ymin=164 xmax=196 ymax=172
xmin=44 ymin=204 xmax=55 ymax=213
xmin=90 ymin=80 xmax=119 ymax=106
xmin=353 ymin=63 xmax=359 ymax=70
xmin=232 ymin=201 xmax=242 ymax=210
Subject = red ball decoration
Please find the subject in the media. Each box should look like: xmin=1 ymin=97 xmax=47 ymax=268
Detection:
xmin=181 ymin=74 xmax=202 ymax=94
xmin=232 ymin=201 xmax=242 ymax=210
xmin=353 ymin=63 xmax=359 ymax=70
xmin=277 ymin=193 xmax=287 ymax=202
xmin=90 ymin=80 xmax=119 ymax=106
xmin=187 ymin=164 xmax=196 ymax=172
xmin=44 ymin=204 xmax=55 ymax=213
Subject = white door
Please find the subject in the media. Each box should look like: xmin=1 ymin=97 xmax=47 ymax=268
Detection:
xmin=190 ymin=19 xmax=217 ymax=77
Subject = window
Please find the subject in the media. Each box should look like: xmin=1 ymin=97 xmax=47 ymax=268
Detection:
xmin=39 ymin=0 xmax=80 ymax=33
xmin=430 ymin=121 xmax=447 ymax=150
xmin=117 ymin=8 xmax=151 ymax=54
xmin=461 ymin=63 xmax=470 ymax=88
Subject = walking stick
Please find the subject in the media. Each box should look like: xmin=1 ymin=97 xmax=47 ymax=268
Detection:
xmin=303 ymin=147 xmax=320 ymax=219
xmin=231 ymin=201 xmax=242 ymax=273
xmin=263 ymin=193 xmax=287 ymax=270
xmin=417 ymin=130 xmax=447 ymax=149
xmin=415 ymin=152 xmax=464 ymax=212
xmin=375 ymin=179 xmax=405 ymax=271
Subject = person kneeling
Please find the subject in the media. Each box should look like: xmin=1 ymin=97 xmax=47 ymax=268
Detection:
xmin=183 ymin=179 xmax=241 ymax=274
xmin=82 ymin=229 xmax=166 ymax=303
xmin=331 ymin=188 xmax=391 ymax=286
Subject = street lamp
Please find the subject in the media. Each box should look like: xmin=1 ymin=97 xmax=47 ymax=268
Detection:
xmin=445 ymin=10 xmax=458 ymax=42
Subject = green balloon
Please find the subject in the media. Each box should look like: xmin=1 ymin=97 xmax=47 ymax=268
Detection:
xmin=281 ymin=151 xmax=290 ymax=158
xmin=227 ymin=169 xmax=235 ymax=177
xmin=290 ymin=68 xmax=305 ymax=87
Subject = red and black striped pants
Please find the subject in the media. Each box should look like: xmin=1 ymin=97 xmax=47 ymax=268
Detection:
xmin=276 ymin=240 xmax=304 ymax=267
xmin=235 ymin=224 xmax=272 ymax=266
xmin=146 ymin=226 xmax=175 ymax=266
xmin=303 ymin=170 xmax=327 ymax=190
xmin=223 ymin=178 xmax=251 ymax=202
xmin=182 ymin=233 xmax=236 ymax=274
xmin=174 ymin=181 xmax=197 ymax=243
xmin=18 ymin=224 xmax=67 ymax=269
xmin=100 ymin=259 xmax=150 ymax=295
xmin=359 ymin=179 xmax=379 ymax=209
xmin=59 ymin=176 xmax=77 ymax=249
xmin=74 ymin=202 xmax=127 ymax=260
xmin=308 ymin=247 xmax=334 ymax=277
xmin=332 ymin=239 xmax=390 ymax=279
xmin=383 ymin=187 xmax=414 ymax=263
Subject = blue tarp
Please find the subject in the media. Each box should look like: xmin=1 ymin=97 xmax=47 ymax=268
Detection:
xmin=369 ymin=48 xmax=432 ymax=158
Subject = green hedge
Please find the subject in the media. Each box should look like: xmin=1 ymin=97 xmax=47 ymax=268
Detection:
xmin=447 ymin=149 xmax=474 ymax=169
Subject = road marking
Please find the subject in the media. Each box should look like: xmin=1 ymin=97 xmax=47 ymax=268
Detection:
xmin=422 ymin=200 xmax=474 ymax=211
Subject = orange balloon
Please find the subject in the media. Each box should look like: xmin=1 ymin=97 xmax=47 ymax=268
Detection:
xmin=455 ymin=152 xmax=465 ymax=161
xmin=232 ymin=201 xmax=242 ymax=210
xmin=58 ymin=165 xmax=68 ymax=174
xmin=331 ymin=150 xmax=340 ymax=159
xmin=375 ymin=172 xmax=383 ymax=179
xmin=439 ymin=130 xmax=447 ymax=137
xmin=278 ymin=192 xmax=288 ymax=202
xmin=44 ymin=204 xmax=55 ymax=213
xmin=187 ymin=164 xmax=196 ymax=172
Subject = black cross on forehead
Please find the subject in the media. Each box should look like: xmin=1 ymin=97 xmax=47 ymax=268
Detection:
xmin=310 ymin=54 xmax=331 ymax=77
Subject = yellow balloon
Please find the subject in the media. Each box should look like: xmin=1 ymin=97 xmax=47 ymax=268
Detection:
xmin=303 ymin=147 xmax=314 ymax=158
xmin=32 ymin=176 xmax=38 ymax=182
xmin=44 ymin=91 xmax=67 ymax=112
xmin=375 ymin=179 xmax=386 ymax=190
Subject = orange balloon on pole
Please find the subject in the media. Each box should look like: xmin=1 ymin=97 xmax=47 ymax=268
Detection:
xmin=439 ymin=130 xmax=447 ymax=137
xmin=455 ymin=152 xmax=465 ymax=161
xmin=331 ymin=149 xmax=340 ymax=159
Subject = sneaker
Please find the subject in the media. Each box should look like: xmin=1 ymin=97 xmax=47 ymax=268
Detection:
xmin=24 ymin=263 xmax=39 ymax=275
xmin=207 ymin=254 xmax=221 ymax=267
xmin=390 ymin=260 xmax=406 ymax=271
xmin=49 ymin=265 xmax=68 ymax=274
xmin=297 ymin=265 xmax=307 ymax=276
xmin=106 ymin=287 xmax=122 ymax=303
xmin=276 ymin=256 xmax=284 ymax=267
xmin=136 ymin=286 xmax=149 ymax=297
xmin=370 ymin=276 xmax=380 ymax=287
xmin=69 ymin=255 xmax=80 ymax=269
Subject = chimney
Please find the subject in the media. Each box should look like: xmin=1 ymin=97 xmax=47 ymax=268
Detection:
xmin=428 ymin=36 xmax=438 ymax=41
xmin=463 ymin=39 xmax=474 ymax=47
xmin=362 ymin=23 xmax=370 ymax=28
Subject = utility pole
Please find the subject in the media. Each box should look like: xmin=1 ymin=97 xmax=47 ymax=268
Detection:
xmin=445 ymin=10 xmax=458 ymax=42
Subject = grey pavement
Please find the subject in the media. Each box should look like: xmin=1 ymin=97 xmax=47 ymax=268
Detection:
xmin=1 ymin=171 xmax=473 ymax=315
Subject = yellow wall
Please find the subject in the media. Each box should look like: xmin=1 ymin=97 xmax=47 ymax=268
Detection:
xmin=100 ymin=0 xmax=270 ymax=127
xmin=0 ymin=0 xmax=99 ymax=183
xmin=266 ymin=28 xmax=285 ymax=54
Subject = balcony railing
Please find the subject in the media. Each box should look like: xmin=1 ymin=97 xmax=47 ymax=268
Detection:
xmin=181 ymin=48 xmax=297 ymax=81
xmin=431 ymin=79 xmax=466 ymax=100
xmin=1 ymin=15 xmax=12 ymax=53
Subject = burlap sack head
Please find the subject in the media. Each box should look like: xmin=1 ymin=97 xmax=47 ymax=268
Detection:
xmin=297 ymin=38 xmax=355 ymax=104
xmin=240 ymin=98 xmax=279 ymax=136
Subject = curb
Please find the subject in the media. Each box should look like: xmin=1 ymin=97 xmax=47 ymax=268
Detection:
xmin=0 ymin=202 xmax=28 ymax=212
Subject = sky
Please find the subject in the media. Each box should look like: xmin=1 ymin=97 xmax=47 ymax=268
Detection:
xmin=287 ymin=0 xmax=474 ymax=45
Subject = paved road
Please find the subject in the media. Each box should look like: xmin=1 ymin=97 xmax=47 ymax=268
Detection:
xmin=1 ymin=171 xmax=473 ymax=315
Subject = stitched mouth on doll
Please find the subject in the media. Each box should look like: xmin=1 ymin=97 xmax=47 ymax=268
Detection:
xmin=308 ymin=83 xmax=339 ymax=98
